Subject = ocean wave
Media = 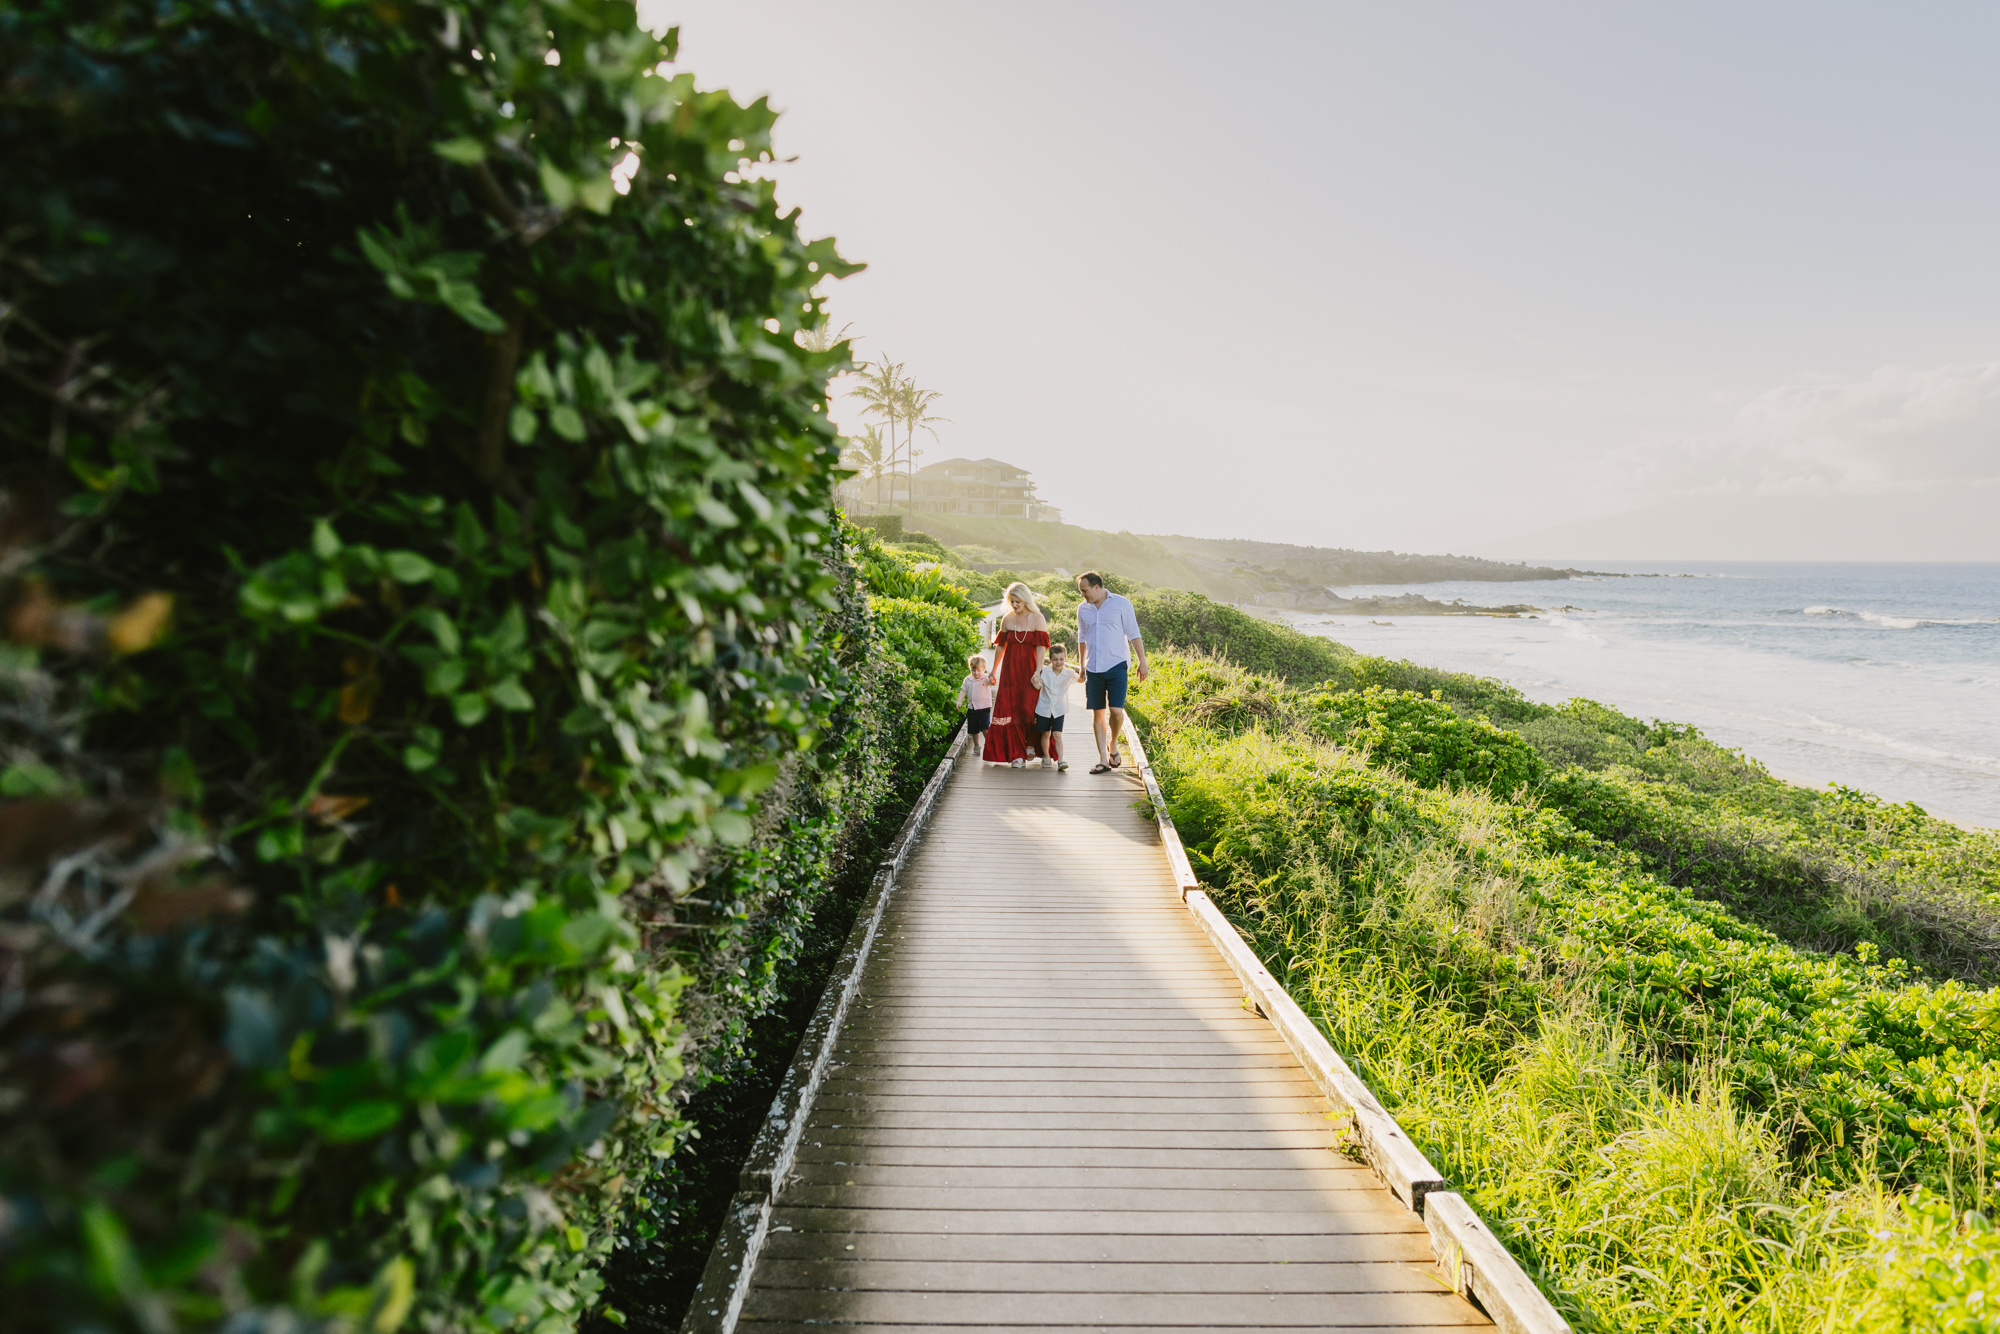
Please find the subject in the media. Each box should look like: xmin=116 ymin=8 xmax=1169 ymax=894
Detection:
xmin=1800 ymin=715 xmax=2000 ymax=772
xmin=1799 ymin=605 xmax=1996 ymax=630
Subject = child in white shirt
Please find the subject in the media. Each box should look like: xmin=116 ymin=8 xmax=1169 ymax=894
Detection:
xmin=1031 ymin=643 xmax=1081 ymax=771
xmin=956 ymin=654 xmax=993 ymax=758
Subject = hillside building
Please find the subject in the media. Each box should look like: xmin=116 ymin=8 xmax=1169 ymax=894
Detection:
xmin=836 ymin=455 xmax=1062 ymax=522
xmin=912 ymin=457 xmax=1063 ymax=522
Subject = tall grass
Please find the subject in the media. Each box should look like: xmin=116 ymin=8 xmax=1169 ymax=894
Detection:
xmin=1137 ymin=654 xmax=2000 ymax=1332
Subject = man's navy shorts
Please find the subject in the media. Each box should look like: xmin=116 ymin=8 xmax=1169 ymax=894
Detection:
xmin=1085 ymin=661 xmax=1129 ymax=710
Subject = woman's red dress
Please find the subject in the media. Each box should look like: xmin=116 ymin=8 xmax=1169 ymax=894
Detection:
xmin=986 ymin=627 xmax=1049 ymax=764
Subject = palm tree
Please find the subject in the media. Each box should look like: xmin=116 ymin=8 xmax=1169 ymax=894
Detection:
xmin=894 ymin=378 xmax=950 ymax=514
xmin=794 ymin=321 xmax=855 ymax=354
xmin=842 ymin=425 xmax=890 ymax=505
xmin=849 ymin=357 xmax=904 ymax=507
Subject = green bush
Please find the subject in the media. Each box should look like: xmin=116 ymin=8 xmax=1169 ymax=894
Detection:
xmin=1133 ymin=591 xmax=1361 ymax=684
xmin=0 ymin=1 xmax=895 ymax=1329
xmin=1296 ymin=686 xmax=1544 ymax=797
xmin=869 ymin=598 xmax=982 ymax=762
xmin=1135 ymin=652 xmax=2000 ymax=1330
xmin=1129 ymin=591 xmax=2000 ymax=980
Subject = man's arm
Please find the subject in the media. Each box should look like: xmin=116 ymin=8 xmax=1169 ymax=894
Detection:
xmin=1120 ymin=600 xmax=1147 ymax=682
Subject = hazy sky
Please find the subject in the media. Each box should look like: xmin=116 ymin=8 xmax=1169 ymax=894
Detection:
xmin=644 ymin=2 xmax=2000 ymax=559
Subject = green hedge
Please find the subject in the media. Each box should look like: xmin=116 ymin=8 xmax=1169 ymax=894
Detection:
xmin=869 ymin=599 xmax=983 ymax=763
xmin=0 ymin=2 xmax=894 ymax=1330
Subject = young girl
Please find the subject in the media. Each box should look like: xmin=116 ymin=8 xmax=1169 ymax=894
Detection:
xmin=956 ymin=654 xmax=993 ymax=758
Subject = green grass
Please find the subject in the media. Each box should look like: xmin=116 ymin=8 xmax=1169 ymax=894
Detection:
xmin=1132 ymin=641 xmax=2000 ymax=1333
xmin=1136 ymin=593 xmax=2000 ymax=982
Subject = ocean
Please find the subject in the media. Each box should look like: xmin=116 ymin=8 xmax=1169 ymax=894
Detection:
xmin=1279 ymin=561 xmax=2000 ymax=828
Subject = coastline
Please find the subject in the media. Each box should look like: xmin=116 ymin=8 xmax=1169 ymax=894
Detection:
xmin=1759 ymin=761 xmax=1997 ymax=833
xmin=1246 ymin=606 xmax=2000 ymax=835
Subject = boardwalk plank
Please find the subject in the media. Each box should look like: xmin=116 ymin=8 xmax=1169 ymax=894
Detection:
xmin=740 ymin=1288 xmax=1486 ymax=1326
xmin=755 ymin=1258 xmax=1445 ymax=1294
xmin=757 ymin=1231 xmax=1435 ymax=1265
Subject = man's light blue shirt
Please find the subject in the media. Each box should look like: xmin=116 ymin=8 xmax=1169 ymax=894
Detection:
xmin=1077 ymin=592 xmax=1141 ymax=671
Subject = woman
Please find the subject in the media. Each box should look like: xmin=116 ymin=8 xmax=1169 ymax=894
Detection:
xmin=986 ymin=581 xmax=1050 ymax=768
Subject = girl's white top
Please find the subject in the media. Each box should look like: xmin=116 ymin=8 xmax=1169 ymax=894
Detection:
xmin=959 ymin=673 xmax=993 ymax=710
xmin=1032 ymin=663 xmax=1079 ymax=718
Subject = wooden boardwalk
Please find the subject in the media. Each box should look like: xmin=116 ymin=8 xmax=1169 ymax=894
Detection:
xmin=729 ymin=685 xmax=1490 ymax=1332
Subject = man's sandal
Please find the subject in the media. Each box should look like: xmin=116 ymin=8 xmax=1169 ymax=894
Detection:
xmin=1088 ymin=762 xmax=1111 ymax=774
xmin=1108 ymin=752 xmax=1122 ymax=767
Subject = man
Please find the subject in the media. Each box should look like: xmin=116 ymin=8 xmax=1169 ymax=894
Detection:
xmin=1073 ymin=570 xmax=1149 ymax=774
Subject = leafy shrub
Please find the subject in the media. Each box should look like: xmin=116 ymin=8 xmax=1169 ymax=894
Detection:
xmin=1136 ymin=651 xmax=2000 ymax=1330
xmin=0 ymin=1 xmax=896 ymax=1329
xmin=869 ymin=598 xmax=982 ymax=763
xmin=1133 ymin=592 xmax=2000 ymax=981
xmin=1296 ymin=686 xmax=1544 ymax=797
xmin=1134 ymin=591 xmax=1361 ymax=684
xmin=882 ymin=529 xmax=952 ymax=560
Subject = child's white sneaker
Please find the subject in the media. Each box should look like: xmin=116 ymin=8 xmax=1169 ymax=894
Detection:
xmin=1057 ymin=760 xmax=1070 ymax=771
xmin=1010 ymin=758 xmax=1025 ymax=768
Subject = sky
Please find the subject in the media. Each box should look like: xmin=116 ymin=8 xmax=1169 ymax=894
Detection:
xmin=641 ymin=1 xmax=2000 ymax=560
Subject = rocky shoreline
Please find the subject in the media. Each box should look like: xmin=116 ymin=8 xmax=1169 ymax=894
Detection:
xmin=1242 ymin=589 xmax=1553 ymax=617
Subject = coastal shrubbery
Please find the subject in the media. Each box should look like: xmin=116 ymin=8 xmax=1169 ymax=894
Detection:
xmin=0 ymin=3 xmax=975 ymax=1330
xmin=1131 ymin=601 xmax=2000 ymax=1330
xmin=1138 ymin=594 xmax=2000 ymax=979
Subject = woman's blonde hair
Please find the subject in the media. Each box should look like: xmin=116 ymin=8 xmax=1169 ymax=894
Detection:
xmin=1002 ymin=581 xmax=1039 ymax=615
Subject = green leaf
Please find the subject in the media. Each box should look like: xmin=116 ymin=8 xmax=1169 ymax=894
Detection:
xmin=324 ymin=1100 xmax=402 ymax=1143
xmin=437 ymin=280 xmax=506 ymax=334
xmin=433 ymin=136 xmax=487 ymax=164
xmin=453 ymin=503 xmax=489 ymax=556
xmin=550 ymin=405 xmax=586 ymax=442
xmin=491 ymin=605 xmax=527 ymax=655
xmin=384 ymin=551 xmax=434 ymax=583
xmin=539 ymin=159 xmax=578 ymax=209
xmin=577 ymin=172 xmax=616 ymax=215
xmin=415 ymin=608 xmax=461 ymax=656
xmin=509 ymin=405 xmax=540 ymax=444
xmin=425 ymin=658 xmax=468 ymax=696
xmin=480 ymin=1029 xmax=530 ymax=1074
xmin=490 ymin=679 xmax=535 ymax=712
xmin=453 ymin=692 xmax=490 ymax=726
xmin=356 ymin=227 xmax=397 ymax=276
xmin=370 ymin=1256 xmax=416 ymax=1333
xmin=710 ymin=810 xmax=752 ymax=845
xmin=403 ymin=724 xmax=441 ymax=773
xmin=82 ymin=1203 xmax=146 ymax=1302
xmin=506 ymin=1092 xmax=569 ymax=1131
xmin=312 ymin=518 xmax=342 ymax=560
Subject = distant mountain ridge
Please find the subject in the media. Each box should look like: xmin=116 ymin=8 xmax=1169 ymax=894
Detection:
xmin=1145 ymin=534 xmax=1602 ymax=595
xmin=875 ymin=513 xmax=1599 ymax=613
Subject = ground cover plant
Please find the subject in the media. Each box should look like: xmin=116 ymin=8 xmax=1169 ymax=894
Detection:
xmin=1136 ymin=593 xmax=2000 ymax=979
xmin=1129 ymin=606 xmax=2000 ymax=1331
xmin=0 ymin=3 xmax=977 ymax=1331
